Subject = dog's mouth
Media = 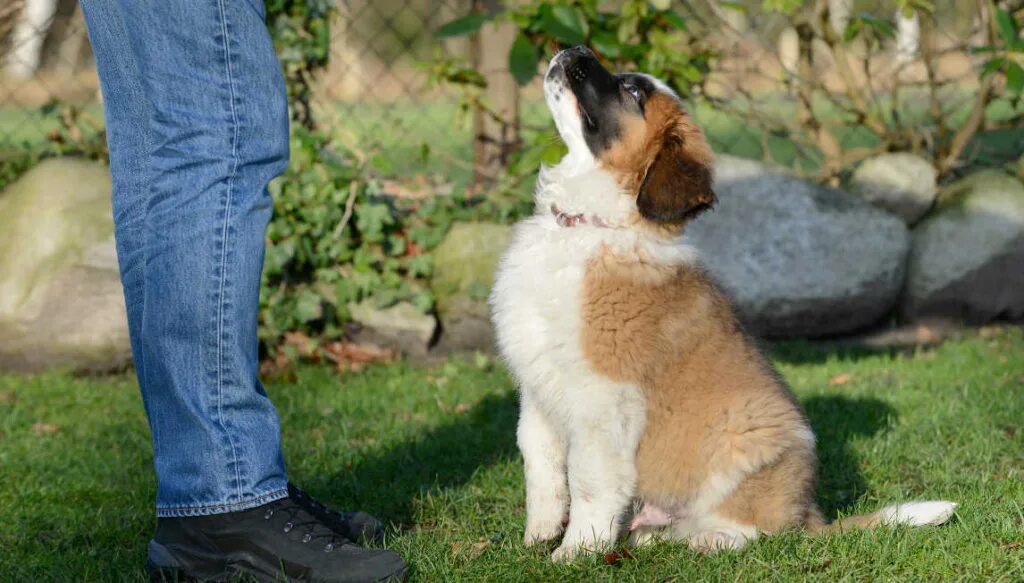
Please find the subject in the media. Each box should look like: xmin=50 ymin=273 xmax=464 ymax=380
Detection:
xmin=551 ymin=59 xmax=597 ymax=128
xmin=576 ymin=100 xmax=595 ymax=128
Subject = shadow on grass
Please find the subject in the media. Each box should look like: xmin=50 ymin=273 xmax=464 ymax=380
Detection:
xmin=328 ymin=391 xmax=520 ymax=527
xmin=766 ymin=339 xmax=900 ymax=366
xmin=803 ymin=395 xmax=896 ymax=518
xmin=329 ymin=386 xmax=894 ymax=529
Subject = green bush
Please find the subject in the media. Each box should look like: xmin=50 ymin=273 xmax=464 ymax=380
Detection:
xmin=258 ymin=127 xmax=530 ymax=358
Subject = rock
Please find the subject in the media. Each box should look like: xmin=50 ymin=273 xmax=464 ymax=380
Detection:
xmin=347 ymin=300 xmax=436 ymax=358
xmin=430 ymin=222 xmax=511 ymax=352
xmin=849 ymin=153 xmax=937 ymax=224
xmin=686 ymin=155 xmax=910 ymax=337
xmin=0 ymin=158 xmax=131 ymax=373
xmin=902 ymin=169 xmax=1024 ymax=323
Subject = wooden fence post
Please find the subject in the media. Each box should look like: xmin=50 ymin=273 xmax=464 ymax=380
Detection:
xmin=470 ymin=0 xmax=519 ymax=189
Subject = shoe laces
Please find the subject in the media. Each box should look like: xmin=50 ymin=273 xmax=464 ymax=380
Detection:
xmin=262 ymin=497 xmax=351 ymax=552
xmin=288 ymin=483 xmax=331 ymax=515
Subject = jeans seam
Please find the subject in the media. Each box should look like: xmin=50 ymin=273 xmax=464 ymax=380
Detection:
xmin=216 ymin=0 xmax=244 ymax=501
xmin=155 ymin=487 xmax=288 ymax=518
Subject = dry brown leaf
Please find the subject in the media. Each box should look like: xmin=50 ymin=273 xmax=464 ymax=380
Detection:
xmin=260 ymin=353 xmax=297 ymax=383
xmin=283 ymin=331 xmax=319 ymax=360
xmin=999 ymin=541 xmax=1022 ymax=550
xmin=380 ymin=175 xmax=453 ymax=199
xmin=979 ymin=325 xmax=1001 ymax=339
xmin=454 ymin=403 xmax=470 ymax=415
xmin=914 ymin=325 xmax=940 ymax=344
xmin=450 ymin=538 xmax=490 ymax=560
xmin=828 ymin=374 xmax=852 ymax=386
xmin=602 ymin=547 xmax=634 ymax=566
xmin=32 ymin=422 xmax=59 ymax=435
xmin=322 ymin=341 xmax=394 ymax=363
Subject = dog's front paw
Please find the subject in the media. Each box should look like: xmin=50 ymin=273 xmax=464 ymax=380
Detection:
xmin=524 ymin=517 xmax=566 ymax=546
xmin=550 ymin=541 xmax=586 ymax=563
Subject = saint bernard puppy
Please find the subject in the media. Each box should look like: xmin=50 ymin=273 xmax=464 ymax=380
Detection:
xmin=489 ymin=46 xmax=957 ymax=562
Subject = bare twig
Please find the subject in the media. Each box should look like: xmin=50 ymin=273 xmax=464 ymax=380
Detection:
xmin=936 ymin=0 xmax=997 ymax=177
xmin=332 ymin=180 xmax=360 ymax=239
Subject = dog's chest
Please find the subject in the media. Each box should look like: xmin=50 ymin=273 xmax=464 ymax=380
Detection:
xmin=491 ymin=218 xmax=608 ymax=388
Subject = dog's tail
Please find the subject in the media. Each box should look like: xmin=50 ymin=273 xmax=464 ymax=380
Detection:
xmin=805 ymin=501 xmax=958 ymax=536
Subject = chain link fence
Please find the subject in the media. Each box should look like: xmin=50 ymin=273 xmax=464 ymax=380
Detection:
xmin=2 ymin=1 xmax=1020 ymax=189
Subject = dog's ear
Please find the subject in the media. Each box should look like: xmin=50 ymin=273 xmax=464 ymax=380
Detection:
xmin=637 ymin=121 xmax=715 ymax=223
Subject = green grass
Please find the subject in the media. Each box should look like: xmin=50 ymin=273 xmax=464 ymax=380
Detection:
xmin=1 ymin=329 xmax=1023 ymax=581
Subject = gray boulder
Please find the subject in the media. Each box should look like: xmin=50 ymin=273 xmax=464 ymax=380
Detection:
xmin=849 ymin=153 xmax=937 ymax=224
xmin=686 ymin=155 xmax=910 ymax=337
xmin=903 ymin=169 xmax=1024 ymax=323
xmin=0 ymin=158 xmax=131 ymax=373
xmin=430 ymin=222 xmax=511 ymax=352
xmin=347 ymin=300 xmax=437 ymax=358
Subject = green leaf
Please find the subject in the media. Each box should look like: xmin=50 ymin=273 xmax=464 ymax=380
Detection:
xmin=552 ymin=4 xmax=588 ymax=39
xmin=995 ymin=9 xmax=1017 ymax=48
xmin=853 ymin=14 xmax=895 ymax=39
xmin=370 ymin=154 xmax=393 ymax=175
xmin=843 ymin=19 xmax=862 ymax=43
xmin=295 ymin=289 xmax=323 ymax=323
xmin=538 ymin=4 xmax=586 ymax=45
xmin=355 ymin=202 xmax=394 ymax=241
xmin=680 ymin=64 xmax=703 ymax=83
xmin=761 ymin=0 xmax=802 ymax=15
xmin=411 ymin=291 xmax=433 ymax=313
xmin=981 ymin=57 xmax=1006 ymax=78
xmin=660 ymin=10 xmax=687 ymax=30
xmin=509 ymin=33 xmax=539 ymax=85
xmin=435 ymin=14 xmax=489 ymax=38
xmin=718 ymin=1 xmax=746 ymax=12
xmin=466 ymin=280 xmax=491 ymax=301
xmin=406 ymin=255 xmax=433 ymax=278
xmin=1006 ymin=62 xmax=1024 ymax=98
xmin=540 ymin=138 xmax=568 ymax=166
xmin=590 ymin=31 xmax=622 ymax=59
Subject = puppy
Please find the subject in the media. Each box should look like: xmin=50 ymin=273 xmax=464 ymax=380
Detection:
xmin=489 ymin=46 xmax=956 ymax=562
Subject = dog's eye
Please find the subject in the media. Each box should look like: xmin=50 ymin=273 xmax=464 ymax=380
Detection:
xmin=624 ymin=84 xmax=642 ymax=102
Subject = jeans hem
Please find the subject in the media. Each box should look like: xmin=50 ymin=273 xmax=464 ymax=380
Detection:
xmin=155 ymin=487 xmax=288 ymax=518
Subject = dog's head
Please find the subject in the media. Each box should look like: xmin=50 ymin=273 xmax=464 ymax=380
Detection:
xmin=544 ymin=46 xmax=715 ymax=226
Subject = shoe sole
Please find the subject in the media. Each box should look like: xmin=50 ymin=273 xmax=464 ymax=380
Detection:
xmin=147 ymin=540 xmax=408 ymax=583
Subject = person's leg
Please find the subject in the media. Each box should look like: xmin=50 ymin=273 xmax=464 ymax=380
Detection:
xmin=84 ymin=0 xmax=288 ymax=515
xmin=82 ymin=2 xmax=405 ymax=580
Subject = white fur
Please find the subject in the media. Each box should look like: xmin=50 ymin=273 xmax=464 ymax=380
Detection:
xmin=878 ymin=501 xmax=958 ymax=527
xmin=628 ymin=512 xmax=759 ymax=553
xmin=491 ymin=50 xmax=697 ymax=562
xmin=675 ymin=513 xmax=759 ymax=552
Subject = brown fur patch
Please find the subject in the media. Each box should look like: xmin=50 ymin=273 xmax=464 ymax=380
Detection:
xmin=581 ymin=249 xmax=819 ymax=534
xmin=597 ymin=93 xmax=716 ymax=228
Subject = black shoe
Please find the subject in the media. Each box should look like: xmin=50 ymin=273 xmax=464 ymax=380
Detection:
xmin=287 ymin=483 xmax=385 ymax=547
xmin=146 ymin=495 xmax=406 ymax=583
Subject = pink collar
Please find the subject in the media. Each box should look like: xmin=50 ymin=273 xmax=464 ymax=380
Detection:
xmin=551 ymin=204 xmax=610 ymax=228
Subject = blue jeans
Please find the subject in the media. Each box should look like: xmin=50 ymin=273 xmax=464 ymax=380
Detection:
xmin=81 ymin=1 xmax=290 ymax=517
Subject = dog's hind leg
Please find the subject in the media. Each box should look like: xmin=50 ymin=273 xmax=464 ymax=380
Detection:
xmin=627 ymin=524 xmax=666 ymax=547
xmin=518 ymin=394 xmax=570 ymax=546
xmin=671 ymin=514 xmax=758 ymax=554
xmin=552 ymin=382 xmax=646 ymax=562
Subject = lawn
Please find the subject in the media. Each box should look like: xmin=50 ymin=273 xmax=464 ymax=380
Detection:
xmin=1 ymin=329 xmax=1022 ymax=581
